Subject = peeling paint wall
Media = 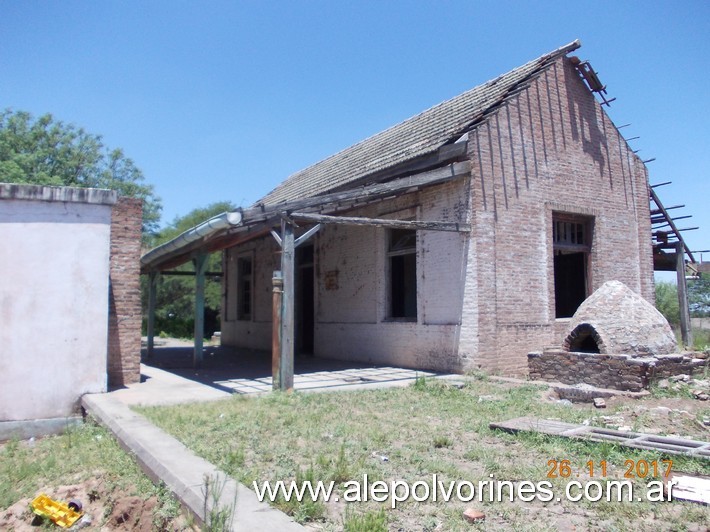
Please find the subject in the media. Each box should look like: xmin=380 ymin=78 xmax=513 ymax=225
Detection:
xmin=221 ymin=235 xmax=279 ymax=350
xmin=0 ymin=186 xmax=115 ymax=422
xmin=222 ymin=179 xmax=471 ymax=373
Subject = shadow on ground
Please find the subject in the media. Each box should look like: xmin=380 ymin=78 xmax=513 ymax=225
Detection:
xmin=141 ymin=343 xmax=442 ymax=395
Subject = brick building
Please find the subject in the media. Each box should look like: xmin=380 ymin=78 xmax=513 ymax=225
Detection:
xmin=141 ymin=40 xmax=654 ymax=378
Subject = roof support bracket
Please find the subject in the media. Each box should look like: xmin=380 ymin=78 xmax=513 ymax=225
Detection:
xmin=295 ymin=224 xmax=322 ymax=248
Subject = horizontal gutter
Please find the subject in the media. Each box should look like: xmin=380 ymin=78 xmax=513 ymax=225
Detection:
xmin=141 ymin=211 xmax=243 ymax=271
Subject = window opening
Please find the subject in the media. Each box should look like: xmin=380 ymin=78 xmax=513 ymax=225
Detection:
xmin=388 ymin=229 xmax=417 ymax=319
xmin=237 ymin=257 xmax=253 ymax=320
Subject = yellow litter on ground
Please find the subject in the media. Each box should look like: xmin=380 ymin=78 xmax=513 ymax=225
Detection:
xmin=30 ymin=494 xmax=83 ymax=528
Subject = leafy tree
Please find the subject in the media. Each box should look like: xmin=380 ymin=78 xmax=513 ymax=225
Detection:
xmin=144 ymin=201 xmax=237 ymax=338
xmin=655 ymin=280 xmax=679 ymax=326
xmin=0 ymin=109 xmax=161 ymax=233
xmin=688 ymin=275 xmax=710 ymax=317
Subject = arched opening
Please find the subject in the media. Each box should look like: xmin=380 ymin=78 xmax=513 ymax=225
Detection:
xmin=573 ymin=333 xmax=600 ymax=353
xmin=564 ymin=323 xmax=602 ymax=354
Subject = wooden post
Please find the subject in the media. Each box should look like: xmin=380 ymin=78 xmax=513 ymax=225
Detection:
xmin=146 ymin=271 xmax=158 ymax=359
xmin=272 ymin=271 xmax=283 ymax=390
xmin=280 ymin=219 xmax=295 ymax=391
xmin=676 ymin=241 xmax=693 ymax=347
xmin=193 ymin=252 xmax=208 ymax=368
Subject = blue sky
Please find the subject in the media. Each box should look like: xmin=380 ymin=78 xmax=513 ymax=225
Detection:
xmin=1 ymin=1 xmax=708 ymax=265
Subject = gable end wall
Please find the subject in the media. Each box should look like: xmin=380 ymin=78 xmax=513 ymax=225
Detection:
xmin=462 ymin=56 xmax=653 ymax=375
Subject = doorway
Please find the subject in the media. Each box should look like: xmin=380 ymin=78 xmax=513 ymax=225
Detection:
xmin=552 ymin=214 xmax=592 ymax=318
xmin=554 ymin=251 xmax=587 ymax=318
xmin=296 ymin=245 xmax=315 ymax=355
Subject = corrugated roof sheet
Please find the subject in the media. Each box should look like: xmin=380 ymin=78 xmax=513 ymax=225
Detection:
xmin=259 ymin=40 xmax=581 ymax=206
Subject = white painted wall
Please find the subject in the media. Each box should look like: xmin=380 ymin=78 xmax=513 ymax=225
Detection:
xmin=0 ymin=188 xmax=115 ymax=421
xmin=221 ymin=179 xmax=471 ymax=372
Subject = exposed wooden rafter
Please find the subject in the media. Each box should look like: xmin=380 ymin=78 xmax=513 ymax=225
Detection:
xmin=140 ymin=161 xmax=471 ymax=273
xmin=243 ymin=161 xmax=471 ymax=223
xmin=289 ymin=212 xmax=470 ymax=233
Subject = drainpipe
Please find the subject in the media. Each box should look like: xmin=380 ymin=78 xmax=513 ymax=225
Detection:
xmin=141 ymin=211 xmax=242 ymax=270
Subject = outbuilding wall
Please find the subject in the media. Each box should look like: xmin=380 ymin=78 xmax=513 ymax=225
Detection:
xmin=0 ymin=185 xmax=116 ymax=425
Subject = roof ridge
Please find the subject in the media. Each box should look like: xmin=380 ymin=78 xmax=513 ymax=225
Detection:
xmin=257 ymin=39 xmax=581 ymax=207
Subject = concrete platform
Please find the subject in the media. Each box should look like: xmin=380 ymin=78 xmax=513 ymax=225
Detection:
xmin=133 ymin=343 xmax=450 ymax=402
xmin=109 ymin=364 xmax=232 ymax=406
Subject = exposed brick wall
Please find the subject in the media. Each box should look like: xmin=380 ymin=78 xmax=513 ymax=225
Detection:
xmin=465 ymin=56 xmax=654 ymax=375
xmin=529 ymin=349 xmax=706 ymax=392
xmin=107 ymin=197 xmax=143 ymax=387
xmin=221 ymin=55 xmax=654 ymax=377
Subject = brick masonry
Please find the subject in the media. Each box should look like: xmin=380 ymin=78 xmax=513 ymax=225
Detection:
xmin=463 ymin=56 xmax=653 ymax=375
xmin=562 ymin=280 xmax=677 ymax=356
xmin=221 ymin=55 xmax=655 ymax=376
xmin=107 ymin=197 xmax=143 ymax=387
xmin=529 ymin=349 xmax=706 ymax=392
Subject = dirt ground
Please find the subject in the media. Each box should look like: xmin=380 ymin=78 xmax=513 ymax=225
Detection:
xmin=0 ymin=476 xmax=194 ymax=531
xmin=557 ymin=375 xmax=710 ymax=442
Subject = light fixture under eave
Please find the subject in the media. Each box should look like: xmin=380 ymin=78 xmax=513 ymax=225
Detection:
xmin=570 ymin=56 xmax=616 ymax=106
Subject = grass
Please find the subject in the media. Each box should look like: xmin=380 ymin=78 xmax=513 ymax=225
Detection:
xmin=201 ymin=474 xmax=237 ymax=531
xmin=690 ymin=327 xmax=710 ymax=350
xmin=0 ymin=421 xmax=185 ymax=529
xmin=138 ymin=377 xmax=710 ymax=530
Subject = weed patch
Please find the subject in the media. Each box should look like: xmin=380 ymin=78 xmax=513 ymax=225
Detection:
xmin=138 ymin=378 xmax=710 ymax=530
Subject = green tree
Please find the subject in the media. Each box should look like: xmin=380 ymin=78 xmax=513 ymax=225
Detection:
xmin=144 ymin=201 xmax=237 ymax=338
xmin=688 ymin=276 xmax=710 ymax=317
xmin=0 ymin=109 xmax=161 ymax=233
xmin=655 ymin=280 xmax=679 ymax=326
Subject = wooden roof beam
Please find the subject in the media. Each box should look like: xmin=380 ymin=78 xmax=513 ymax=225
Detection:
xmin=649 ymin=187 xmax=695 ymax=263
xmin=244 ymin=161 xmax=471 ymax=223
xmin=289 ymin=212 xmax=471 ymax=233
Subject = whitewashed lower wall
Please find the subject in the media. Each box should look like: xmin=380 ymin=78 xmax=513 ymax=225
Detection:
xmin=221 ymin=179 xmax=472 ymax=372
xmin=0 ymin=187 xmax=115 ymax=422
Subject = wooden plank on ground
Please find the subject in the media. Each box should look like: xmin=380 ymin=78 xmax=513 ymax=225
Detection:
xmin=491 ymin=417 xmax=710 ymax=460
xmin=667 ymin=473 xmax=710 ymax=505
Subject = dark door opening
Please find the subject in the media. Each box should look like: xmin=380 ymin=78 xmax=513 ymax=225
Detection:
xmin=554 ymin=252 xmax=587 ymax=318
xmin=388 ymin=229 xmax=417 ymax=319
xmin=296 ymin=245 xmax=315 ymax=355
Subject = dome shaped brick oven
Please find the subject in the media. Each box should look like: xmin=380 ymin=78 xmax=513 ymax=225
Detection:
xmin=562 ymin=281 xmax=677 ymax=357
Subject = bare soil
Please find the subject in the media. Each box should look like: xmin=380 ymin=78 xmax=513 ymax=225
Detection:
xmin=0 ymin=477 xmax=192 ymax=531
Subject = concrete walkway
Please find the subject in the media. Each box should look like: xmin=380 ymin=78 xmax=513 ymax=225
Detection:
xmin=108 ymin=364 xmax=232 ymax=406
xmin=85 ymin=353 xmax=455 ymax=530
xmin=140 ymin=343 xmax=449 ymax=398
xmin=82 ymin=391 xmax=303 ymax=531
